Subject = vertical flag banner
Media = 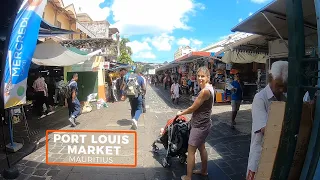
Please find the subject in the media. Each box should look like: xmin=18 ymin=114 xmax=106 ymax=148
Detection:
xmin=2 ymin=0 xmax=47 ymax=109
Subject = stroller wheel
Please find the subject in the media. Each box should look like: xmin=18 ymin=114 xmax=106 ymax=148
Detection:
xmin=162 ymin=157 xmax=172 ymax=168
xmin=179 ymin=155 xmax=187 ymax=164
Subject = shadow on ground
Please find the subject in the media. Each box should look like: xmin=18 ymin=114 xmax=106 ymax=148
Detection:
xmin=13 ymin=159 xmax=224 ymax=180
xmin=150 ymin=85 xmax=192 ymax=110
xmin=0 ymin=108 xmax=82 ymax=174
xmin=117 ymin=119 xmax=132 ymax=126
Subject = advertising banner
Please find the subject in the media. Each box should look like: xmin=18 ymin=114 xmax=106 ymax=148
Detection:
xmin=2 ymin=0 xmax=47 ymax=109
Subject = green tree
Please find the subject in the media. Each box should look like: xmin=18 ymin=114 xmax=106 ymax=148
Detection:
xmin=117 ymin=38 xmax=133 ymax=64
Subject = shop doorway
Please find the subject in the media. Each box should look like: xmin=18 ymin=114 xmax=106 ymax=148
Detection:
xmin=67 ymin=72 xmax=98 ymax=102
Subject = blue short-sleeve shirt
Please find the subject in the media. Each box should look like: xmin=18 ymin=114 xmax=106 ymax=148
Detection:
xmin=69 ymin=80 xmax=78 ymax=96
xmin=137 ymin=76 xmax=144 ymax=87
xmin=231 ymin=80 xmax=243 ymax=100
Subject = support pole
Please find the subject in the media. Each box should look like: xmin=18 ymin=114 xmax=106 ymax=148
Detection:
xmin=271 ymin=0 xmax=305 ymax=179
xmin=300 ymin=0 xmax=320 ymax=179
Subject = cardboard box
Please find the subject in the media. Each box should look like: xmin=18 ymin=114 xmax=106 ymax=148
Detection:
xmin=255 ymin=101 xmax=286 ymax=180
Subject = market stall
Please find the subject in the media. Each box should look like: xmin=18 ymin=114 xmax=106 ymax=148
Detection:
xmin=174 ymin=51 xmax=212 ymax=100
xmin=104 ymin=62 xmax=133 ymax=102
xmin=230 ymin=0 xmax=319 ymax=179
xmin=208 ymin=34 xmax=271 ymax=101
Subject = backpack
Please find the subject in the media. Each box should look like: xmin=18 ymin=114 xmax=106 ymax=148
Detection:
xmin=125 ymin=74 xmax=141 ymax=98
xmin=61 ymin=81 xmax=76 ymax=99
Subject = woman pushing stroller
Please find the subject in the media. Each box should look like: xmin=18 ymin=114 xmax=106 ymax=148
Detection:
xmin=177 ymin=66 xmax=214 ymax=180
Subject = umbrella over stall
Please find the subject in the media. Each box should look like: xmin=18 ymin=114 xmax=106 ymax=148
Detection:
xmin=31 ymin=40 xmax=102 ymax=67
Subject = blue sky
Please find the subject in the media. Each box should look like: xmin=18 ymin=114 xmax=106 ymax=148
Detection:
xmin=65 ymin=0 xmax=273 ymax=63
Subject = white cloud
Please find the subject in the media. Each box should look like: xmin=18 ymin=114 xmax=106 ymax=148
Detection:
xmin=134 ymin=52 xmax=156 ymax=59
xmin=109 ymin=0 xmax=204 ymax=35
xmin=191 ymin=39 xmax=203 ymax=46
xmin=145 ymin=33 xmax=175 ymax=51
xmin=177 ymin=37 xmax=203 ymax=49
xmin=177 ymin=38 xmax=191 ymax=46
xmin=126 ymin=41 xmax=151 ymax=53
xmin=238 ymin=18 xmax=243 ymax=22
xmin=250 ymin=0 xmax=270 ymax=4
xmin=249 ymin=12 xmax=253 ymax=16
xmin=63 ymin=0 xmax=110 ymax=21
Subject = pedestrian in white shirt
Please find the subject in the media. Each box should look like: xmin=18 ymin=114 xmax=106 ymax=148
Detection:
xmin=247 ymin=61 xmax=288 ymax=180
xmin=171 ymin=79 xmax=180 ymax=104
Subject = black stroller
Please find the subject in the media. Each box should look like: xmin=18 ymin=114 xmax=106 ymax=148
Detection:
xmin=152 ymin=115 xmax=190 ymax=168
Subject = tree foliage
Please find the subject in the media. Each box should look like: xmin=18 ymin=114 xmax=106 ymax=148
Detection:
xmin=135 ymin=64 xmax=153 ymax=74
xmin=117 ymin=38 xmax=133 ymax=64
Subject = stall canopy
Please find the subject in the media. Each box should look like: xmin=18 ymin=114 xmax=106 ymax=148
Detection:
xmin=212 ymin=34 xmax=270 ymax=63
xmin=0 ymin=19 xmax=77 ymax=40
xmin=231 ymin=0 xmax=318 ymax=47
xmin=107 ymin=62 xmax=133 ymax=71
xmin=175 ymin=51 xmax=211 ymax=63
xmin=32 ymin=40 xmax=101 ymax=66
xmin=221 ymin=50 xmax=268 ymax=64
xmin=155 ymin=61 xmax=179 ymax=72
xmin=38 ymin=20 xmax=78 ymax=37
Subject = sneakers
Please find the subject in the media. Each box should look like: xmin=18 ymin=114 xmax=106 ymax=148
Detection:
xmin=131 ymin=119 xmax=138 ymax=130
xmin=38 ymin=114 xmax=46 ymax=119
xmin=69 ymin=117 xmax=76 ymax=127
xmin=47 ymin=111 xmax=55 ymax=116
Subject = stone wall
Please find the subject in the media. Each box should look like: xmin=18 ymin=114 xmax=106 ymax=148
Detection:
xmin=81 ymin=21 xmax=110 ymax=38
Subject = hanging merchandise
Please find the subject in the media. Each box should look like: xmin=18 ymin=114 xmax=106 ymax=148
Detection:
xmin=226 ymin=63 xmax=232 ymax=70
xmin=217 ymin=63 xmax=226 ymax=70
xmin=230 ymin=69 xmax=239 ymax=74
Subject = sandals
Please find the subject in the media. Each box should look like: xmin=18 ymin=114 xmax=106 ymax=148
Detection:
xmin=181 ymin=175 xmax=191 ymax=180
xmin=181 ymin=170 xmax=208 ymax=180
xmin=193 ymin=170 xmax=208 ymax=176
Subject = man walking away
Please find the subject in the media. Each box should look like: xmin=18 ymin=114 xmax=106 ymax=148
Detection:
xmin=67 ymin=73 xmax=80 ymax=127
xmin=246 ymin=61 xmax=288 ymax=180
xmin=33 ymin=72 xmax=47 ymax=119
xmin=119 ymin=68 xmax=128 ymax=100
xmin=230 ymin=73 xmax=243 ymax=129
xmin=138 ymin=72 xmax=147 ymax=113
xmin=125 ymin=69 xmax=145 ymax=130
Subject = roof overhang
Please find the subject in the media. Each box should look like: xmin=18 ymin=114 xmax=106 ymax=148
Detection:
xmin=155 ymin=62 xmax=180 ymax=72
xmin=213 ymin=34 xmax=270 ymax=57
xmin=32 ymin=40 xmax=102 ymax=67
xmin=231 ymin=0 xmax=317 ymax=47
xmin=59 ymin=38 xmax=114 ymax=49
xmin=1 ymin=19 xmax=78 ymax=40
xmin=175 ymin=51 xmax=211 ymax=62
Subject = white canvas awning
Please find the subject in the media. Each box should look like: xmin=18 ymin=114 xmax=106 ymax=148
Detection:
xmin=221 ymin=50 xmax=268 ymax=64
xmin=32 ymin=40 xmax=101 ymax=66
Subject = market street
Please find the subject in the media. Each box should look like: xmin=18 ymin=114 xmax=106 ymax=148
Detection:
xmin=3 ymin=85 xmax=252 ymax=180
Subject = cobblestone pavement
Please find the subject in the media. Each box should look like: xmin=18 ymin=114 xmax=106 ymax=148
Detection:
xmin=1 ymin=85 xmax=252 ymax=180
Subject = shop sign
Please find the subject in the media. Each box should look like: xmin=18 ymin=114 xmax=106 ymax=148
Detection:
xmin=2 ymin=0 xmax=48 ymax=109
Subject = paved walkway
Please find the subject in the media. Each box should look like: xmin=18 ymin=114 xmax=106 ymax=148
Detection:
xmin=1 ymin=85 xmax=253 ymax=180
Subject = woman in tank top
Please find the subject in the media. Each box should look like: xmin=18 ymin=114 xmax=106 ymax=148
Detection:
xmin=177 ymin=67 xmax=214 ymax=180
